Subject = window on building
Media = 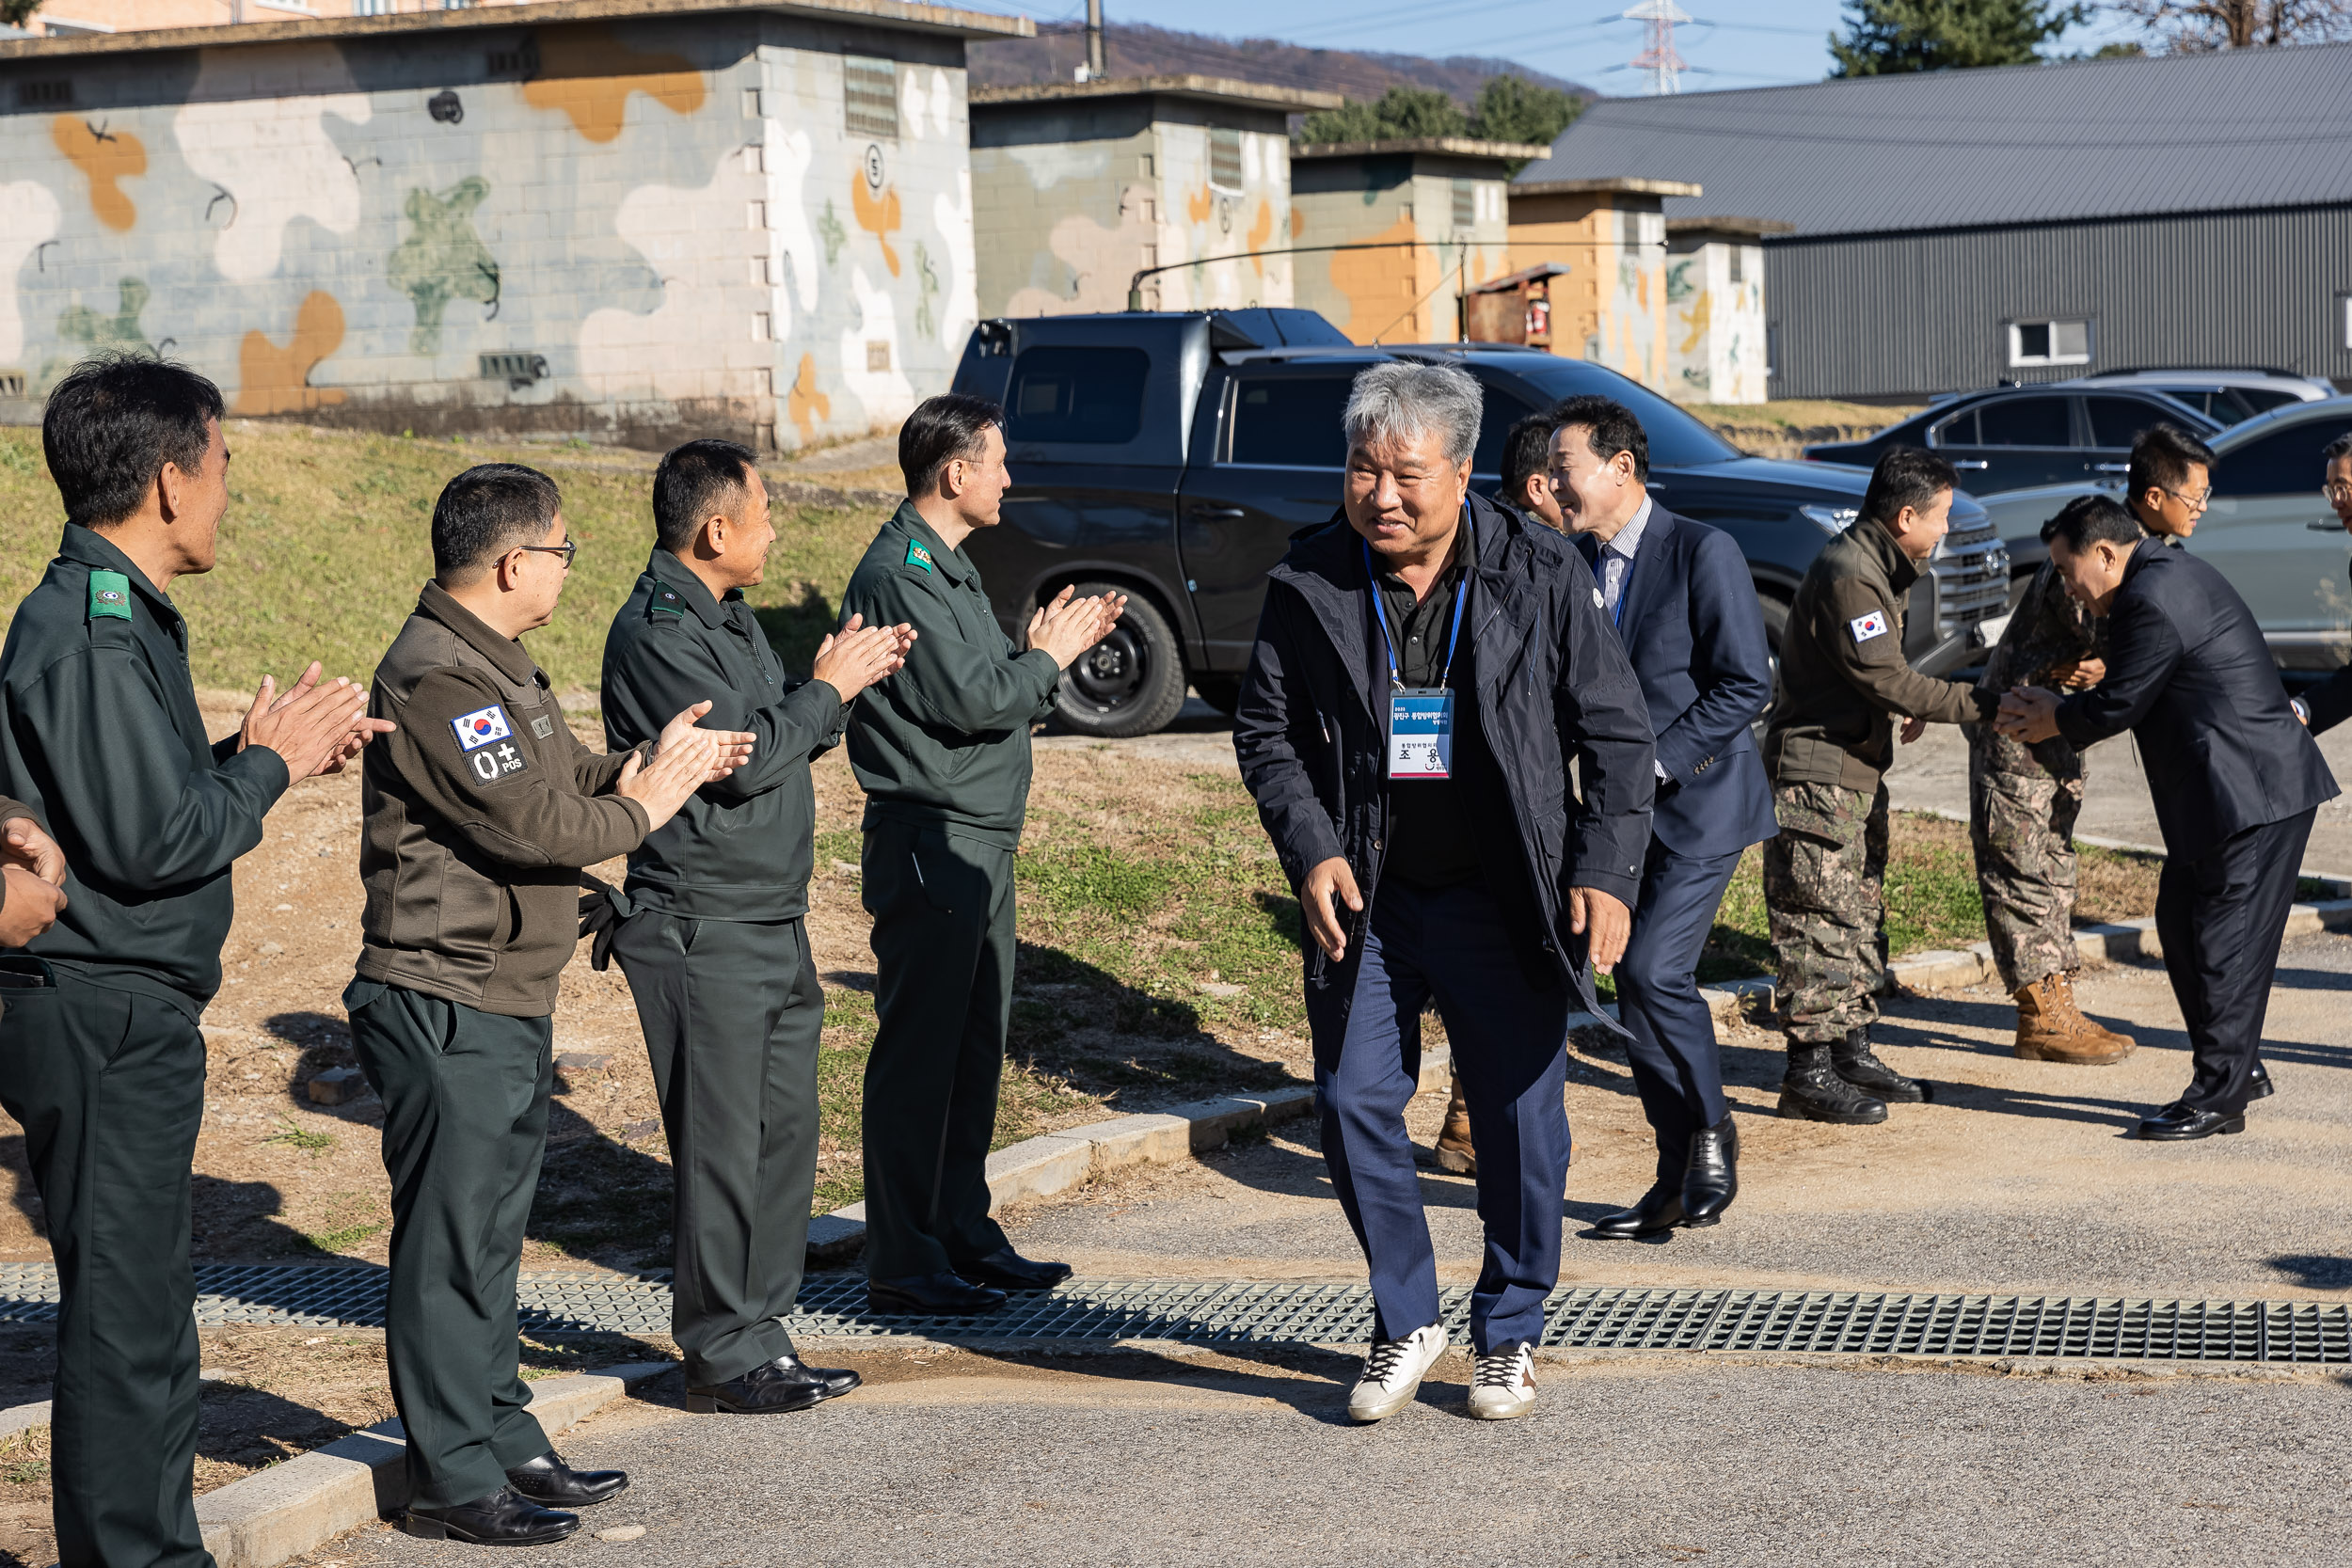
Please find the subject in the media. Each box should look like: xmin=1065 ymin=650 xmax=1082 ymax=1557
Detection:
xmin=1976 ymin=396 xmax=2071 ymax=448
xmin=843 ymin=55 xmax=898 ymax=141
xmin=1228 ymin=375 xmax=1355 ymax=467
xmin=2008 ymin=318 xmax=2090 ymax=368
xmin=1451 ymin=178 xmax=1474 ymax=230
xmin=1007 ymin=348 xmax=1149 ymax=445
xmin=1727 ymin=246 xmax=1745 ymax=285
xmin=1208 ymin=128 xmax=1243 ymax=193
xmin=2341 ymin=293 xmax=2352 ymax=352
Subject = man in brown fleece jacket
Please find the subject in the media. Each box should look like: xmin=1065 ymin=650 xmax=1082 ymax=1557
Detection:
xmin=347 ymin=464 xmax=750 ymax=1548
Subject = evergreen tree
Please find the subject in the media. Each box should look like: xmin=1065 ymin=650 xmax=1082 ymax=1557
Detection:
xmin=1299 ymin=85 xmax=1467 ymax=145
xmin=1828 ymin=0 xmax=2093 ymax=74
xmin=1468 ymin=74 xmax=1583 ymax=172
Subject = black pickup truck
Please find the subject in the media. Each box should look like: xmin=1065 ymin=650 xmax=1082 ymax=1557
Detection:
xmin=948 ymin=309 xmax=2010 ymax=737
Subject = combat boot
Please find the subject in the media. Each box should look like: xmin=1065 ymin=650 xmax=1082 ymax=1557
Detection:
xmin=1778 ymin=1041 xmax=1889 ymax=1125
xmin=2011 ymin=973 xmax=2134 ymax=1065
xmin=2055 ymin=972 xmax=2136 ymax=1059
xmin=1435 ymin=1070 xmax=1475 ymax=1175
xmin=1835 ymin=1026 xmax=1929 ymax=1103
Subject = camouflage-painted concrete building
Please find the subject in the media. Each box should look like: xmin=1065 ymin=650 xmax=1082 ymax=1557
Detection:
xmin=1289 ymin=137 xmax=1543 ymax=347
xmin=968 ymin=74 xmax=1336 ymax=319
xmin=1664 ymin=214 xmax=1788 ymax=406
xmin=0 ymin=0 xmax=1027 ymax=449
xmin=1506 ymin=174 xmax=1700 ymax=396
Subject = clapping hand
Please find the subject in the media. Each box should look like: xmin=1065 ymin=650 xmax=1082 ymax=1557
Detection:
xmin=653 ymin=701 xmax=756 ymax=784
xmin=813 ymin=612 xmax=915 ymax=704
xmin=1026 ymin=586 xmax=1127 ymax=670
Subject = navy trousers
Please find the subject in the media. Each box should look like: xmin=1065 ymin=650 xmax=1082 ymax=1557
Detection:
xmin=1306 ymin=879 xmax=1571 ymax=1354
xmin=2155 ymin=807 xmax=2313 ymax=1116
xmin=1615 ymin=838 xmax=1743 ymax=1182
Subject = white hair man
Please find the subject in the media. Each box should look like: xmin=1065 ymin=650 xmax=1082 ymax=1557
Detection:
xmin=1232 ymin=361 xmax=1656 ymax=1423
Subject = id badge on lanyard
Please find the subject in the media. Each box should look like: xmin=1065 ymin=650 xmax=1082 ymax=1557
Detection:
xmin=1388 ymin=689 xmax=1454 ymax=778
xmin=1368 ymin=509 xmax=1470 ymax=782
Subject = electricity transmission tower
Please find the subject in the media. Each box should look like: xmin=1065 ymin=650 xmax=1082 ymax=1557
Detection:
xmin=1625 ymin=0 xmax=1691 ymax=95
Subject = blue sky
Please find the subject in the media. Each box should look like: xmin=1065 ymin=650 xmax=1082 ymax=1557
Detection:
xmin=978 ymin=1 xmax=2142 ymax=92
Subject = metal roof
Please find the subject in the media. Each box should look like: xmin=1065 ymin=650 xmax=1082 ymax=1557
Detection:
xmin=1515 ymin=41 xmax=2352 ymax=238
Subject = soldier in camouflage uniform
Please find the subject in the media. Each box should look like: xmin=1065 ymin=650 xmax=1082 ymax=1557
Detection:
xmin=1762 ymin=450 xmax=1995 ymax=1125
xmin=1970 ymin=503 xmax=2136 ymax=1065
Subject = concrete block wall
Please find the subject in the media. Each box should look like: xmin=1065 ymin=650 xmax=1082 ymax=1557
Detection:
xmin=1509 ymin=192 xmax=1671 ymax=393
xmin=1293 ymin=152 xmax=1511 ymax=345
xmin=0 ymin=11 xmax=979 ymax=450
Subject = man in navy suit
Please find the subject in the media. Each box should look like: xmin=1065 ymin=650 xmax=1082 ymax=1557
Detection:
xmin=1554 ymin=397 xmax=1778 ymax=1234
xmin=2000 ymin=495 xmax=2338 ymax=1140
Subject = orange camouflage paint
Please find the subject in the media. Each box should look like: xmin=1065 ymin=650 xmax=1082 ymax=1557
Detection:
xmin=234 ymin=292 xmax=348 ymax=416
xmin=522 ymin=26 xmax=705 ymax=145
xmin=53 ymin=117 xmax=145 ymax=232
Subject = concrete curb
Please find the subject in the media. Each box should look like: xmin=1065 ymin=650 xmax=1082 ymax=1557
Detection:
xmin=1878 ymin=896 xmax=2352 ymax=995
xmin=191 ymin=1360 xmax=675 ymax=1568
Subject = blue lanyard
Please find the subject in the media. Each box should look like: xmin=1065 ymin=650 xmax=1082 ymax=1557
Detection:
xmin=1364 ymin=509 xmax=1472 ymax=692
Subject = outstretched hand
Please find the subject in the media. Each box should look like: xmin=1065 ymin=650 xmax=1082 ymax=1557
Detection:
xmin=1994 ymin=685 xmax=2062 ymax=744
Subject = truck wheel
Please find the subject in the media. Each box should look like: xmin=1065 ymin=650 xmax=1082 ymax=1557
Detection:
xmin=1756 ymin=588 xmax=1789 ymax=735
xmin=1052 ymin=582 xmax=1188 ymax=738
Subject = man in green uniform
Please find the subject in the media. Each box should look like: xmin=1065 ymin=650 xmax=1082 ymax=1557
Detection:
xmin=842 ymin=394 xmax=1123 ymax=1313
xmin=1970 ymin=494 xmax=2136 ymax=1065
xmin=0 ymin=356 xmax=386 ymax=1568
xmin=599 ymin=438 xmax=909 ymax=1412
xmin=351 ymin=463 xmax=746 ymax=1546
xmin=1762 ymin=447 xmax=1995 ymax=1126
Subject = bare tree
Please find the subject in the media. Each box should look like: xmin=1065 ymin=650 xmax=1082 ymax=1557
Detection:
xmin=2111 ymin=0 xmax=2352 ymax=48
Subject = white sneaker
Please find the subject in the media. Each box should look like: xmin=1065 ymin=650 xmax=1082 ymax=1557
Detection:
xmin=1346 ymin=1323 xmax=1448 ymax=1423
xmin=1467 ymin=1340 xmax=1536 ymax=1420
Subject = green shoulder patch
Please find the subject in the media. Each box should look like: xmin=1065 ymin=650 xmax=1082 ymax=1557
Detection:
xmin=904 ymin=540 xmax=935 ymax=574
xmin=648 ymin=580 xmax=687 ymax=618
xmin=87 ymin=570 xmax=133 ymax=623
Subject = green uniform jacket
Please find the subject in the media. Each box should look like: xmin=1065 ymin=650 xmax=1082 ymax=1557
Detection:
xmin=0 ymin=525 xmax=290 ymax=1012
xmin=600 ymin=549 xmax=850 ymax=921
xmin=1765 ymin=516 xmax=1994 ymax=793
xmin=840 ymin=502 xmax=1058 ymax=847
xmin=357 ymin=583 xmax=648 ymax=1018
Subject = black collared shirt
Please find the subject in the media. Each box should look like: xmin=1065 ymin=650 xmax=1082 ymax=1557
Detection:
xmin=1371 ymin=543 xmax=1484 ymax=892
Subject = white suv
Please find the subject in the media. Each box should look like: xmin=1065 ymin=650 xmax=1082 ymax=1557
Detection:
xmin=2061 ymin=368 xmax=2337 ymax=426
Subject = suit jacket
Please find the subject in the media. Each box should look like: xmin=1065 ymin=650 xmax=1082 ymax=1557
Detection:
xmin=2056 ymin=537 xmax=2338 ymax=861
xmin=1578 ymin=506 xmax=1779 ymax=858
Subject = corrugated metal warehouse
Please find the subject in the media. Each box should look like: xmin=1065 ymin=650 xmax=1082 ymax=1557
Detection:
xmin=1519 ymin=44 xmax=2352 ymax=402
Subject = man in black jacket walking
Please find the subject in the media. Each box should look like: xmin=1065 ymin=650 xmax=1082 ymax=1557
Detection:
xmin=1999 ymin=496 xmax=2338 ymax=1139
xmin=1234 ymin=362 xmax=1654 ymax=1425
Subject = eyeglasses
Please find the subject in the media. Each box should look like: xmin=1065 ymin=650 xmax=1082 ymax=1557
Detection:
xmin=2324 ymin=482 xmax=2352 ymax=503
xmin=516 ymin=539 xmax=577 ymax=568
xmin=2162 ymin=486 xmax=2212 ymax=508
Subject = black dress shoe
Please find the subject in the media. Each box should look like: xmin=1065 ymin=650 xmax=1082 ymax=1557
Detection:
xmin=503 ymin=1449 xmax=626 ymax=1509
xmin=685 ymin=1354 xmax=863 ymax=1414
xmin=1681 ymin=1113 xmax=1739 ymax=1226
xmin=866 ymin=1272 xmax=1008 ymax=1314
xmin=954 ymin=1246 xmax=1073 ymax=1291
xmin=1836 ymin=1027 xmax=1929 ymax=1103
xmin=1591 ymin=1180 xmax=1685 ymax=1239
xmin=2137 ymin=1101 xmax=2245 ymax=1141
xmin=402 ymin=1488 xmax=580 ymax=1545
xmin=2248 ymin=1063 xmax=2275 ymax=1101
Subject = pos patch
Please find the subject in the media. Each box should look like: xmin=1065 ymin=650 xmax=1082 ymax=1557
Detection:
xmin=1849 ymin=610 xmax=1890 ymax=644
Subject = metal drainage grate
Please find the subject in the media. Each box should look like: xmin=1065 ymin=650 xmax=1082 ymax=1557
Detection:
xmin=0 ymin=1265 xmax=2342 ymax=1363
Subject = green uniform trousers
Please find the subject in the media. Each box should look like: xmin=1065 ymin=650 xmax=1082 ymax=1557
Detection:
xmin=1763 ymin=780 xmax=1891 ymax=1046
xmin=860 ymin=818 xmax=1016 ymax=1281
xmin=611 ymin=911 xmax=820 ymax=1386
xmin=343 ymin=978 xmax=553 ymax=1509
xmin=0 ymin=966 xmax=211 ymax=1568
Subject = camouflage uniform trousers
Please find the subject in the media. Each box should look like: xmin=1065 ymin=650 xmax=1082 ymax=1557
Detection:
xmin=1763 ymin=780 xmax=1889 ymax=1046
xmin=1968 ymin=726 xmax=2085 ymax=995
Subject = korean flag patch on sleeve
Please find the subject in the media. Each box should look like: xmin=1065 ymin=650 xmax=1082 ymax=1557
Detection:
xmin=452 ymin=705 xmax=513 ymax=752
xmin=1849 ymin=610 xmax=1890 ymax=644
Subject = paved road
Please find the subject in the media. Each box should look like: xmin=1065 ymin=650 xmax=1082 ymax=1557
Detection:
xmin=324 ymin=932 xmax=2352 ymax=1567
